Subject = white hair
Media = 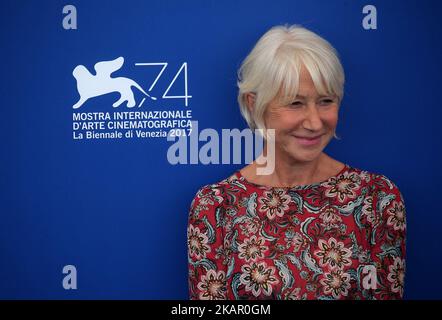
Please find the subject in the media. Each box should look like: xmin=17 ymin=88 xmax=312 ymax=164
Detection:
xmin=237 ymin=24 xmax=345 ymax=131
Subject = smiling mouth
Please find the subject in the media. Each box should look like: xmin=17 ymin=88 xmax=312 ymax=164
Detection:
xmin=292 ymin=134 xmax=323 ymax=146
xmin=293 ymin=134 xmax=324 ymax=140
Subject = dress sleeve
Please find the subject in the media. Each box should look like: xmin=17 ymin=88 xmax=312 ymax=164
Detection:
xmin=187 ymin=185 xmax=228 ymax=300
xmin=370 ymin=175 xmax=407 ymax=299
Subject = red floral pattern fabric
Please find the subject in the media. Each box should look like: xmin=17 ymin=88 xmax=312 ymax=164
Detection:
xmin=187 ymin=164 xmax=406 ymax=300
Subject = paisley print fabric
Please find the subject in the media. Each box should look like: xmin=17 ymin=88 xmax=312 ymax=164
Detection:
xmin=187 ymin=164 xmax=406 ymax=300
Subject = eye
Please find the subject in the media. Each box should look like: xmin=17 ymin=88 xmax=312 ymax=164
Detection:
xmin=290 ymin=101 xmax=303 ymax=107
xmin=318 ymin=98 xmax=334 ymax=106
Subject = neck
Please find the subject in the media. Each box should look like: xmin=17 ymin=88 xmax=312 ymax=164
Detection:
xmin=254 ymin=144 xmax=329 ymax=188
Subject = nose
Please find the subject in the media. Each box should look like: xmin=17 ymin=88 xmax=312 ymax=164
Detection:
xmin=302 ymin=103 xmax=323 ymax=131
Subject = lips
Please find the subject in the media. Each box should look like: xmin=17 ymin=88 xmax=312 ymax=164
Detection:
xmin=294 ymin=135 xmax=323 ymax=140
xmin=293 ymin=134 xmax=323 ymax=146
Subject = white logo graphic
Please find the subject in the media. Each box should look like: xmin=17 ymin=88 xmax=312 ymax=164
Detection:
xmin=72 ymin=56 xmax=156 ymax=109
xmin=362 ymin=264 xmax=377 ymax=290
xmin=71 ymin=58 xmax=194 ymax=141
xmin=62 ymin=5 xmax=77 ymax=30
xmin=62 ymin=264 xmax=77 ymax=290
xmin=362 ymin=5 xmax=377 ymax=30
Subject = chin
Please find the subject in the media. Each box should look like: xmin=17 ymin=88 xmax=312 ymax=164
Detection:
xmin=279 ymin=146 xmax=323 ymax=163
xmin=281 ymin=142 xmax=326 ymax=161
xmin=290 ymin=152 xmax=322 ymax=163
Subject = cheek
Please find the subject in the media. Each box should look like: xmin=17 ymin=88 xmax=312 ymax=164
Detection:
xmin=265 ymin=109 xmax=302 ymax=130
xmin=324 ymin=115 xmax=338 ymax=128
xmin=264 ymin=108 xmax=282 ymax=126
xmin=264 ymin=106 xmax=339 ymax=134
xmin=321 ymin=108 xmax=339 ymax=129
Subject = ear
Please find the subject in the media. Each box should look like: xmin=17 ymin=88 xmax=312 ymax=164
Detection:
xmin=245 ymin=92 xmax=256 ymax=114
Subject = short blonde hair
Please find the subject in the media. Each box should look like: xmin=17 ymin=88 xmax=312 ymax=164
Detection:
xmin=237 ymin=24 xmax=345 ymax=131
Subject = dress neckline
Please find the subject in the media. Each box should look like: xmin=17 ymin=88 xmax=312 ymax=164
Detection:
xmin=234 ymin=163 xmax=350 ymax=190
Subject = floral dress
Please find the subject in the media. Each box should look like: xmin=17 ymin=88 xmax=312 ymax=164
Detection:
xmin=187 ymin=164 xmax=406 ymax=300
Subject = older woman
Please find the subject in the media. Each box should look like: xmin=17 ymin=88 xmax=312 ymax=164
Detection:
xmin=187 ymin=25 xmax=406 ymax=300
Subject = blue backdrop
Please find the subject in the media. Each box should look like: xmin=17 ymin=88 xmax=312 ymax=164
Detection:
xmin=1 ymin=0 xmax=441 ymax=299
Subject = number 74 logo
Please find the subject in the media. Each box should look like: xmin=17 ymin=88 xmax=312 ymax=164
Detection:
xmin=135 ymin=62 xmax=192 ymax=107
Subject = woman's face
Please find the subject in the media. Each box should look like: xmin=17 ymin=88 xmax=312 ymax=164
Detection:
xmin=263 ymin=67 xmax=339 ymax=164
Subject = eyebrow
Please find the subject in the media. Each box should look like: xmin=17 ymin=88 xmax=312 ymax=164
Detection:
xmin=295 ymin=94 xmax=333 ymax=99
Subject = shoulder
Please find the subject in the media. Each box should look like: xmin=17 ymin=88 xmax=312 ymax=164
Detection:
xmin=369 ymin=171 xmax=405 ymax=221
xmin=368 ymin=172 xmax=406 ymax=227
xmin=189 ymin=173 xmax=239 ymax=215
xmin=338 ymin=165 xmax=406 ymax=221
xmin=367 ymin=170 xmax=404 ymax=205
xmin=346 ymin=165 xmax=404 ymax=198
xmin=348 ymin=166 xmax=406 ymax=230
